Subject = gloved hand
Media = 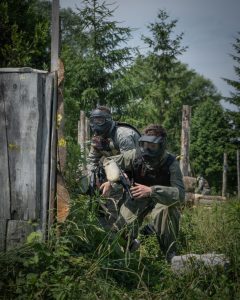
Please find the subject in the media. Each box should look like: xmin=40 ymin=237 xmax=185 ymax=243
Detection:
xmin=91 ymin=136 xmax=111 ymax=151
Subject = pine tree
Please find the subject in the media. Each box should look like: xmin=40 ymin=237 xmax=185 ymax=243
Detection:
xmin=190 ymin=99 xmax=230 ymax=192
xmin=223 ymin=32 xmax=240 ymax=134
xmin=61 ymin=0 xmax=135 ymax=137
xmin=0 ymin=0 xmax=51 ymax=69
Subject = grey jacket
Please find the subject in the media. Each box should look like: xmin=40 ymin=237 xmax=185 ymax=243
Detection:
xmin=103 ymin=149 xmax=185 ymax=206
xmin=86 ymin=123 xmax=140 ymax=172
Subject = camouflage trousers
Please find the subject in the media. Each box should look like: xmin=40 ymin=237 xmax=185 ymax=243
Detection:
xmin=98 ymin=184 xmax=125 ymax=230
xmin=114 ymin=197 xmax=181 ymax=255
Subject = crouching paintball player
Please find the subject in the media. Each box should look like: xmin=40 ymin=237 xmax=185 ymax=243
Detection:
xmin=100 ymin=124 xmax=185 ymax=262
xmin=79 ymin=105 xmax=141 ymax=230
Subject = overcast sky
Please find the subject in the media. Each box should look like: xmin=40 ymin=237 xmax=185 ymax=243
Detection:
xmin=60 ymin=0 xmax=240 ymax=103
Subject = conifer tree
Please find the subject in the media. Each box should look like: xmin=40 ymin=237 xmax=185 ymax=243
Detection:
xmin=223 ymin=32 xmax=240 ymax=134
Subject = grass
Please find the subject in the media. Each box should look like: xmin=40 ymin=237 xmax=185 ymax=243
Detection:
xmin=0 ymin=197 xmax=240 ymax=299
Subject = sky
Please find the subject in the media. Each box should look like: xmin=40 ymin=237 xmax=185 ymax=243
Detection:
xmin=60 ymin=0 xmax=240 ymax=107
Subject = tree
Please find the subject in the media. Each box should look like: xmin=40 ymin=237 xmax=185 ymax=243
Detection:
xmin=142 ymin=10 xmax=187 ymax=80
xmin=121 ymin=52 xmax=221 ymax=153
xmin=0 ymin=0 xmax=51 ymax=69
xmin=223 ymin=32 xmax=240 ymax=134
xmin=190 ymin=99 xmax=230 ymax=192
xmin=126 ymin=9 xmax=221 ymax=153
xmin=61 ymin=0 xmax=135 ymax=137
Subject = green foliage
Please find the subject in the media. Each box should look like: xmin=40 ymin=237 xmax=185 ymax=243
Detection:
xmin=121 ymin=54 xmax=221 ymax=153
xmin=0 ymin=0 xmax=51 ymax=69
xmin=142 ymin=9 xmax=187 ymax=80
xmin=190 ymin=99 xmax=230 ymax=192
xmin=223 ymin=32 xmax=240 ymax=127
xmin=1 ymin=200 xmax=240 ymax=299
xmin=61 ymin=0 xmax=135 ymax=139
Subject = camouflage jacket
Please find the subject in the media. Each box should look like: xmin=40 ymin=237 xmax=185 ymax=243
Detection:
xmin=86 ymin=123 xmax=140 ymax=172
xmin=103 ymin=149 xmax=185 ymax=206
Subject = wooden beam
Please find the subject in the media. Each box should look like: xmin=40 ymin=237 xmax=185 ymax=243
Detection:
xmin=222 ymin=152 xmax=227 ymax=197
xmin=51 ymin=0 xmax=60 ymax=72
xmin=180 ymin=105 xmax=191 ymax=176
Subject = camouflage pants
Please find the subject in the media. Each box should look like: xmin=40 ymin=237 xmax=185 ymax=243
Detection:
xmin=98 ymin=184 xmax=125 ymax=230
xmin=114 ymin=197 xmax=180 ymax=255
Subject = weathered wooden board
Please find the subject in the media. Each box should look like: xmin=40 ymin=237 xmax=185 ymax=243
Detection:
xmin=48 ymin=73 xmax=58 ymax=229
xmin=0 ymin=220 xmax=7 ymax=251
xmin=40 ymin=73 xmax=55 ymax=236
xmin=185 ymin=192 xmax=226 ymax=206
xmin=6 ymin=220 xmax=34 ymax=250
xmin=0 ymin=75 xmax=11 ymax=220
xmin=0 ymin=68 xmax=57 ymax=248
xmin=2 ymin=73 xmax=41 ymax=220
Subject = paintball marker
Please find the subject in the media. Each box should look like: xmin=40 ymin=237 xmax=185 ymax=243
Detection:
xmin=89 ymin=163 xmax=106 ymax=196
xmin=103 ymin=159 xmax=134 ymax=201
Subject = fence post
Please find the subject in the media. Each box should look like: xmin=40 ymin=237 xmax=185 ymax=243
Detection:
xmin=222 ymin=152 xmax=227 ymax=197
xmin=237 ymin=148 xmax=240 ymax=199
xmin=180 ymin=105 xmax=191 ymax=177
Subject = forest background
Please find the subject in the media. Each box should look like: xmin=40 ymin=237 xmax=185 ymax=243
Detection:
xmin=1 ymin=1 xmax=240 ymax=299
xmin=1 ymin=0 xmax=239 ymax=194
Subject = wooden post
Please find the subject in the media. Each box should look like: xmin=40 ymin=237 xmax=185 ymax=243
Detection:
xmin=85 ymin=117 xmax=90 ymax=152
xmin=79 ymin=111 xmax=86 ymax=153
xmin=77 ymin=111 xmax=87 ymax=170
xmin=237 ymin=148 xmax=240 ymax=199
xmin=180 ymin=105 xmax=191 ymax=176
xmin=222 ymin=153 xmax=227 ymax=197
xmin=51 ymin=0 xmax=59 ymax=72
xmin=48 ymin=0 xmax=60 ymax=230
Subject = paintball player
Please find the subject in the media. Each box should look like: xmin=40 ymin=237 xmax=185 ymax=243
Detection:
xmin=87 ymin=106 xmax=140 ymax=171
xmin=84 ymin=106 xmax=141 ymax=229
xmin=100 ymin=124 xmax=185 ymax=262
xmin=195 ymin=174 xmax=210 ymax=195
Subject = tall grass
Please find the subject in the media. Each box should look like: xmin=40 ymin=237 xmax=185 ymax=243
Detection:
xmin=0 ymin=198 xmax=240 ymax=299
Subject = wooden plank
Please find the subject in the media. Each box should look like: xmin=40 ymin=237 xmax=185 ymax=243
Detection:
xmin=40 ymin=73 xmax=55 ymax=236
xmin=85 ymin=117 xmax=90 ymax=153
xmin=0 ymin=74 xmax=11 ymax=220
xmin=6 ymin=220 xmax=34 ymax=250
xmin=48 ymin=73 xmax=58 ymax=230
xmin=180 ymin=105 xmax=191 ymax=176
xmin=222 ymin=153 xmax=227 ymax=197
xmin=51 ymin=0 xmax=60 ymax=72
xmin=3 ymin=73 xmax=40 ymax=220
xmin=0 ymin=220 xmax=7 ymax=251
xmin=185 ymin=193 xmax=226 ymax=207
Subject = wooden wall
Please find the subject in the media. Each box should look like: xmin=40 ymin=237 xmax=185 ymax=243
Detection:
xmin=0 ymin=68 xmax=57 ymax=250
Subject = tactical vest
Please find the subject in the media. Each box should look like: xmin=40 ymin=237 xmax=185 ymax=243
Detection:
xmin=110 ymin=122 xmax=141 ymax=151
xmin=129 ymin=154 xmax=176 ymax=187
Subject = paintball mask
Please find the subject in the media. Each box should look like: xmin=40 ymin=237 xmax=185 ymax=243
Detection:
xmin=139 ymin=135 xmax=166 ymax=163
xmin=89 ymin=109 xmax=113 ymax=136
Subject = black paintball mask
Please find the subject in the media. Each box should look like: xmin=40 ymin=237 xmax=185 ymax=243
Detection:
xmin=89 ymin=109 xmax=113 ymax=136
xmin=139 ymin=135 xmax=166 ymax=166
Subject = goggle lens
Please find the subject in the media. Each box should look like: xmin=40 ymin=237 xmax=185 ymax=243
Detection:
xmin=139 ymin=141 xmax=160 ymax=153
xmin=90 ymin=116 xmax=106 ymax=126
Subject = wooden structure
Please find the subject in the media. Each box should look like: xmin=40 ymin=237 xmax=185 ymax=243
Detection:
xmin=0 ymin=68 xmax=57 ymax=250
xmin=180 ymin=105 xmax=191 ymax=176
xmin=78 ymin=110 xmax=90 ymax=160
xmin=222 ymin=152 xmax=227 ymax=197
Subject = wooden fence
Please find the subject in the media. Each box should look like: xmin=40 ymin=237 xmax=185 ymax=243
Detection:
xmin=78 ymin=110 xmax=90 ymax=167
xmin=0 ymin=68 xmax=57 ymax=250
